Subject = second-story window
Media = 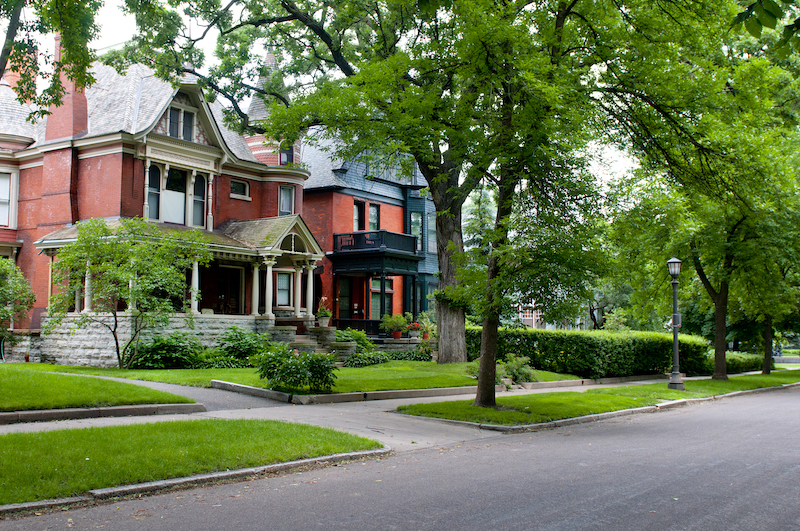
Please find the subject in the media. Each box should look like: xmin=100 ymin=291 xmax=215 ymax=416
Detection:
xmin=369 ymin=204 xmax=380 ymax=231
xmin=230 ymin=180 xmax=249 ymax=198
xmin=427 ymin=212 xmax=437 ymax=254
xmin=279 ymin=186 xmax=294 ymax=216
xmin=193 ymin=175 xmax=206 ymax=226
xmin=410 ymin=212 xmax=423 ymax=252
xmin=354 ymin=202 xmax=365 ymax=231
xmin=0 ymin=173 xmax=10 ymax=227
xmin=169 ymin=108 xmax=195 ymax=141
xmin=147 ymin=166 xmax=160 ymax=220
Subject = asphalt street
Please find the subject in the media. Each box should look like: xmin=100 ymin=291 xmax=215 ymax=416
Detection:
xmin=2 ymin=386 xmax=798 ymax=530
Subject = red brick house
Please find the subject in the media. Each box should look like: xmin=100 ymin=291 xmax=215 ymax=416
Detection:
xmin=0 ymin=54 xmax=324 ymax=344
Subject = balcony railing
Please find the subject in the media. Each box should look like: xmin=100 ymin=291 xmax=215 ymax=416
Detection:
xmin=333 ymin=230 xmax=418 ymax=254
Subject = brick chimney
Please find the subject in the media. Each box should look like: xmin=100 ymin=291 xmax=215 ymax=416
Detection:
xmin=45 ymin=34 xmax=88 ymax=141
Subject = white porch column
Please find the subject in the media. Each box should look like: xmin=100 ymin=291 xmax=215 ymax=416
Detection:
xmin=206 ymin=174 xmax=214 ymax=229
xmin=305 ymin=264 xmax=315 ymax=317
xmin=143 ymin=159 xmax=150 ymax=219
xmin=293 ymin=266 xmax=303 ymax=317
xmin=251 ymin=262 xmax=260 ymax=316
xmin=264 ymin=260 xmax=275 ymax=319
xmin=190 ymin=261 xmax=199 ymax=314
xmin=82 ymin=261 xmax=92 ymax=312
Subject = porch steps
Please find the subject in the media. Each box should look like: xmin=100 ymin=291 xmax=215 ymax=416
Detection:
xmin=290 ymin=335 xmax=327 ymax=354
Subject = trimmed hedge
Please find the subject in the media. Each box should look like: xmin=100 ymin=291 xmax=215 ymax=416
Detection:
xmin=465 ymin=326 xmax=709 ymax=379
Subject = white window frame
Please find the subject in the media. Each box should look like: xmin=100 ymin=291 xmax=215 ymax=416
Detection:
xmin=368 ymin=204 xmax=379 ymax=231
xmin=230 ymin=179 xmax=252 ymax=201
xmin=275 ymin=270 xmax=294 ymax=307
xmin=279 ymin=186 xmax=294 ymax=216
xmin=146 ymin=163 xmax=207 ymax=229
xmin=0 ymin=170 xmax=18 ymax=229
xmin=427 ymin=212 xmax=437 ymax=254
xmin=168 ymin=104 xmax=197 ymax=142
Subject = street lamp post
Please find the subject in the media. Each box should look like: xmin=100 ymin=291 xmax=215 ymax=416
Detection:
xmin=667 ymin=257 xmax=684 ymax=391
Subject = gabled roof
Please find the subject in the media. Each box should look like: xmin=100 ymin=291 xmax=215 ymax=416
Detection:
xmin=223 ymin=214 xmax=324 ymax=258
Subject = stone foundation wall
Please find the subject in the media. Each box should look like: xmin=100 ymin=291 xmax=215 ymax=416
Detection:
xmin=4 ymin=332 xmax=43 ymax=363
xmin=34 ymin=313 xmax=283 ymax=367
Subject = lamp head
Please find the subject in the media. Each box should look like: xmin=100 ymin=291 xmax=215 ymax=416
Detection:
xmin=667 ymin=257 xmax=682 ymax=279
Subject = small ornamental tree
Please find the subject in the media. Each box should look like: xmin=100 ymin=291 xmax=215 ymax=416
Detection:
xmin=0 ymin=258 xmax=35 ymax=343
xmin=44 ymin=217 xmax=211 ymax=368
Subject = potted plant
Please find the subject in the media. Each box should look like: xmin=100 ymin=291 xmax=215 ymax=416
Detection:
xmin=316 ymin=297 xmax=333 ymax=327
xmin=407 ymin=320 xmax=421 ymax=338
xmin=419 ymin=312 xmax=435 ymax=340
xmin=380 ymin=313 xmax=408 ymax=339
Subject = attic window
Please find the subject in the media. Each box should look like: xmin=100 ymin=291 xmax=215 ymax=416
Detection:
xmin=169 ymin=108 xmax=195 ymax=141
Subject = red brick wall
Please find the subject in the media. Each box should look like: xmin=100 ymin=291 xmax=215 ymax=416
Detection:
xmin=76 ymin=152 xmax=123 ymax=220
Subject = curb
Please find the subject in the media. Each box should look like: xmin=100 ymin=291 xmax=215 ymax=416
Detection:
xmin=212 ymin=374 xmax=671 ymax=404
xmin=0 ymin=403 xmax=206 ymax=425
xmin=0 ymin=446 xmax=391 ymax=515
xmin=401 ymin=380 xmax=800 ymax=434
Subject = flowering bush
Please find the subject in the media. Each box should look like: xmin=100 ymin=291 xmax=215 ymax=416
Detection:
xmin=408 ymin=321 xmax=421 ymax=331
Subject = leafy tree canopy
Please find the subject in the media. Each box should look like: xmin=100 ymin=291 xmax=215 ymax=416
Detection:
xmin=0 ymin=257 xmax=35 ymax=341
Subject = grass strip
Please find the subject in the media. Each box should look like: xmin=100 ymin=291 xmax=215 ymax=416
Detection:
xmin=0 ymin=365 xmax=193 ymax=411
xmin=0 ymin=419 xmax=380 ymax=505
xmin=9 ymin=362 xmax=579 ymax=394
xmin=398 ymin=371 xmax=800 ymax=426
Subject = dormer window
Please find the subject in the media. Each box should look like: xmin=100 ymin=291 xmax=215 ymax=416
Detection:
xmin=169 ymin=107 xmax=195 ymax=141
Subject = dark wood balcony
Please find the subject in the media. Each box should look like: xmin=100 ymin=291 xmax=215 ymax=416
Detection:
xmin=334 ymin=230 xmax=418 ymax=255
xmin=330 ymin=230 xmax=423 ymax=276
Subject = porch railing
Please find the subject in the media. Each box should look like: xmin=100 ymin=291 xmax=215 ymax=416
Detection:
xmin=333 ymin=230 xmax=418 ymax=254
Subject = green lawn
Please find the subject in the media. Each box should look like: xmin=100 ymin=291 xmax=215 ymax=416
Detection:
xmin=10 ymin=361 xmax=578 ymax=394
xmin=398 ymin=371 xmax=800 ymax=426
xmin=0 ymin=419 xmax=380 ymax=505
xmin=0 ymin=364 xmax=193 ymax=411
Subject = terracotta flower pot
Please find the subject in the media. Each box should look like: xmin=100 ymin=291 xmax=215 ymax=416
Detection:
xmin=392 ymin=331 xmax=402 ymax=339
xmin=422 ymin=332 xmax=430 ymax=340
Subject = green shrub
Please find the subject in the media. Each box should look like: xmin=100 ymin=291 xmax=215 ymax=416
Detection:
xmin=130 ymin=332 xmax=203 ymax=369
xmin=465 ymin=360 xmax=506 ymax=384
xmin=250 ymin=342 xmax=338 ymax=393
xmin=217 ymin=326 xmax=270 ymax=360
xmin=465 ymin=326 xmax=709 ymax=379
xmin=389 ymin=349 xmax=433 ymax=362
xmin=335 ymin=328 xmax=376 ymax=353
xmin=343 ymin=351 xmax=391 ymax=368
xmin=501 ymin=353 xmax=536 ymax=383
xmin=195 ymin=348 xmax=252 ymax=369
xmin=722 ymin=351 xmax=771 ymax=374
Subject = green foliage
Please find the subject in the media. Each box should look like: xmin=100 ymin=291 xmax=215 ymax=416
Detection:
xmin=251 ymin=343 xmax=338 ymax=393
xmin=195 ymin=348 xmax=252 ymax=369
xmin=465 ymin=326 xmax=709 ymax=379
xmin=217 ymin=326 xmax=270 ymax=360
xmin=501 ymin=354 xmax=537 ymax=383
xmin=0 ymin=259 xmax=35 ymax=342
xmin=343 ymin=351 xmax=391 ymax=368
xmin=380 ymin=313 xmax=408 ymax=333
xmin=1 ymin=0 xmax=102 ymax=119
xmin=389 ymin=349 xmax=433 ymax=362
xmin=129 ymin=332 xmax=203 ymax=370
xmin=335 ymin=328 xmax=376 ymax=353
xmin=45 ymin=218 xmax=211 ymax=368
xmin=720 ymin=351 xmax=772 ymax=374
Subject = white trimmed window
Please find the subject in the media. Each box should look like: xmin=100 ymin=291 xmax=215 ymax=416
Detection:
xmin=169 ymin=107 xmax=195 ymax=142
xmin=279 ymin=186 xmax=294 ymax=216
xmin=368 ymin=204 xmax=379 ymax=231
xmin=0 ymin=173 xmax=10 ymax=227
xmin=230 ymin=179 xmax=251 ymax=200
xmin=427 ymin=212 xmax=437 ymax=254
xmin=411 ymin=212 xmax=423 ymax=252
xmin=276 ymin=272 xmax=292 ymax=306
xmin=146 ymin=164 xmax=207 ymax=228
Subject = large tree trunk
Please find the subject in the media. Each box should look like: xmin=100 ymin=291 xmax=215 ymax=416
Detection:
xmin=474 ymin=169 xmax=515 ymax=408
xmin=712 ymin=280 xmax=728 ymax=380
xmin=419 ymin=157 xmax=469 ymax=364
xmin=762 ymin=313 xmax=773 ymax=375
